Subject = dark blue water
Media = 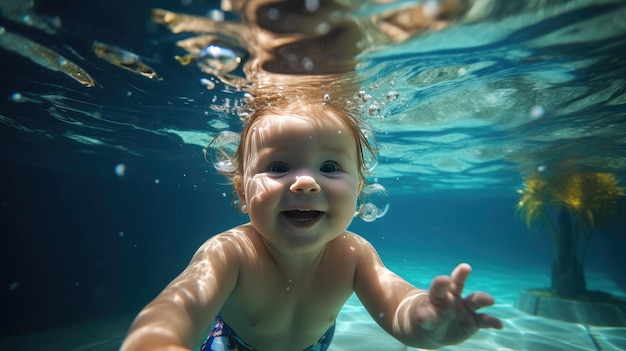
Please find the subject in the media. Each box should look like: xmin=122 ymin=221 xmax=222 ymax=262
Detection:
xmin=1 ymin=0 xmax=626 ymax=343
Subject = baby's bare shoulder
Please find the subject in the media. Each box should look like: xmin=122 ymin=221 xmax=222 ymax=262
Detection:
xmin=332 ymin=231 xmax=376 ymax=248
xmin=192 ymin=224 xmax=261 ymax=264
xmin=326 ymin=231 xmax=378 ymax=260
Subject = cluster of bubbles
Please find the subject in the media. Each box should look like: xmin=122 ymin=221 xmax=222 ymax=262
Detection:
xmin=207 ymin=128 xmax=390 ymax=222
xmin=353 ymin=80 xmax=403 ymax=121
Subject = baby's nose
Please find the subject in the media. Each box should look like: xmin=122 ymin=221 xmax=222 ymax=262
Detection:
xmin=290 ymin=175 xmax=321 ymax=193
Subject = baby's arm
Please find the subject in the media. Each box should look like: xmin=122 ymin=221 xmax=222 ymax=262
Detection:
xmin=120 ymin=234 xmax=240 ymax=351
xmin=353 ymin=236 xmax=502 ymax=349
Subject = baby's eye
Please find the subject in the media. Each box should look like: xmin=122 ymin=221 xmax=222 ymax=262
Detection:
xmin=320 ymin=161 xmax=341 ymax=173
xmin=268 ymin=162 xmax=289 ymax=173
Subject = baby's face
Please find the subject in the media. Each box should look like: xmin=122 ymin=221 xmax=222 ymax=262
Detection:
xmin=236 ymin=113 xmax=361 ymax=253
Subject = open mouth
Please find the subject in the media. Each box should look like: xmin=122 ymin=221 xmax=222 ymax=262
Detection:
xmin=282 ymin=210 xmax=323 ymax=227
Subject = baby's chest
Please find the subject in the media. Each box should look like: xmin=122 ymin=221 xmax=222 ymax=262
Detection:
xmin=227 ymin=268 xmax=353 ymax=325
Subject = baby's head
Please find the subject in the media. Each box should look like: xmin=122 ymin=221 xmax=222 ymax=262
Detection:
xmin=208 ymin=94 xmax=379 ymax=250
xmin=213 ymin=94 xmax=376 ymax=192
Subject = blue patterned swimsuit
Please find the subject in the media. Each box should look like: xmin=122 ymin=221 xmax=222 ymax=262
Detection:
xmin=201 ymin=315 xmax=335 ymax=351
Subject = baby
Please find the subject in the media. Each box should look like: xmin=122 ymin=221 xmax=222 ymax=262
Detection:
xmin=120 ymin=96 xmax=502 ymax=351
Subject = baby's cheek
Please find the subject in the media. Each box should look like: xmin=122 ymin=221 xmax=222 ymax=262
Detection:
xmin=245 ymin=175 xmax=274 ymax=203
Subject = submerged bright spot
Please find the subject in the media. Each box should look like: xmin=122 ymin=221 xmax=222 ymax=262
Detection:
xmin=10 ymin=93 xmax=23 ymax=102
xmin=530 ymin=105 xmax=545 ymax=119
xmin=115 ymin=163 xmax=126 ymax=176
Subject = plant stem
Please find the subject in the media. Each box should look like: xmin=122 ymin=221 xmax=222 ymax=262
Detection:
xmin=543 ymin=210 xmax=558 ymax=256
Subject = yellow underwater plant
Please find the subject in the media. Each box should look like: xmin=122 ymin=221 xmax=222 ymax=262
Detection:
xmin=559 ymin=173 xmax=624 ymax=231
xmin=517 ymin=172 xmax=624 ymax=233
xmin=516 ymin=172 xmax=624 ymax=297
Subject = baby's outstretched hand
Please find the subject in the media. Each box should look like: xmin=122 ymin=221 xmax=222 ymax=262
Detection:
xmin=414 ymin=263 xmax=503 ymax=346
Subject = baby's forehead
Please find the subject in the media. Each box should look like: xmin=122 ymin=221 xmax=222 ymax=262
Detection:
xmin=240 ymin=110 xmax=362 ymax=168
xmin=244 ymin=113 xmax=357 ymax=155
xmin=252 ymin=112 xmax=350 ymax=134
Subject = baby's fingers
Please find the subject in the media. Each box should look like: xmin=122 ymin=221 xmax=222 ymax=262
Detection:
xmin=450 ymin=263 xmax=472 ymax=295
xmin=465 ymin=291 xmax=495 ymax=312
xmin=467 ymin=292 xmax=503 ymax=329
xmin=429 ymin=275 xmax=452 ymax=300
xmin=475 ymin=313 xmax=503 ymax=329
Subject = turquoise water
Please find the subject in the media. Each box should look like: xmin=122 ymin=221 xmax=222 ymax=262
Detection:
xmin=1 ymin=0 xmax=626 ymax=350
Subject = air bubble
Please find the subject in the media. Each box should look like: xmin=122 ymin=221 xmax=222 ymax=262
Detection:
xmin=10 ymin=93 xmax=23 ymax=102
xmin=305 ymin=0 xmax=320 ymax=11
xmin=207 ymin=131 xmax=240 ymax=173
xmin=357 ymin=90 xmax=372 ymax=103
xmin=208 ymin=9 xmax=225 ymax=21
xmin=368 ymin=103 xmax=380 ymax=116
xmin=386 ymin=91 xmax=398 ymax=101
xmin=358 ymin=183 xmax=389 ymax=222
xmin=359 ymin=203 xmax=378 ymax=222
xmin=243 ymin=93 xmax=254 ymax=104
xmin=315 ymin=22 xmax=330 ymax=35
xmin=529 ymin=105 xmax=545 ymax=119
xmin=423 ymin=0 xmax=440 ymax=18
xmin=302 ymin=57 xmax=314 ymax=71
xmin=197 ymin=44 xmax=242 ymax=74
xmin=267 ymin=8 xmax=280 ymax=20
xmin=115 ymin=163 xmax=126 ymax=176
xmin=200 ymin=78 xmax=216 ymax=90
